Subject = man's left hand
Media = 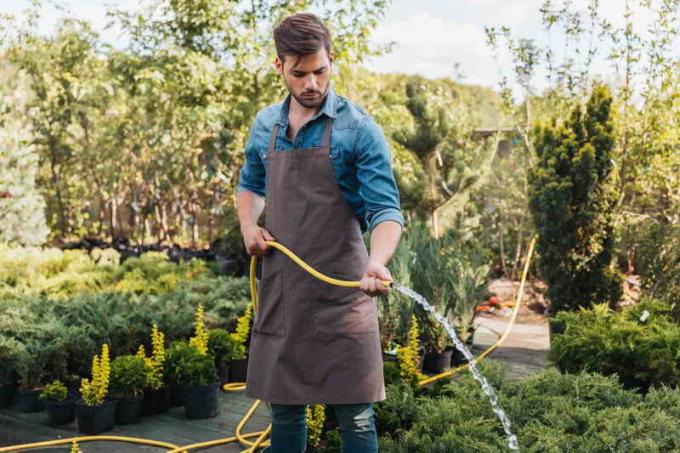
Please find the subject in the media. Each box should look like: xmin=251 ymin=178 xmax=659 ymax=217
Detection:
xmin=360 ymin=260 xmax=393 ymax=297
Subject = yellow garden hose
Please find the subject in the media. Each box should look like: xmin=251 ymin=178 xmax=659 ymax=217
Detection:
xmin=0 ymin=237 xmax=534 ymax=452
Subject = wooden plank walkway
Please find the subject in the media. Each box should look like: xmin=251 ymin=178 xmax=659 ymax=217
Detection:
xmin=0 ymin=391 xmax=270 ymax=452
xmin=472 ymin=314 xmax=551 ymax=381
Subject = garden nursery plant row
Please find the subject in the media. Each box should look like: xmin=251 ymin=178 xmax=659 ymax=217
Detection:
xmin=1 ymin=224 xmax=680 ymax=451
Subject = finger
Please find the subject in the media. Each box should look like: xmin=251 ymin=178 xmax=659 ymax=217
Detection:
xmin=256 ymin=235 xmax=268 ymax=252
xmin=369 ymin=277 xmax=377 ymax=294
xmin=262 ymin=229 xmax=276 ymax=241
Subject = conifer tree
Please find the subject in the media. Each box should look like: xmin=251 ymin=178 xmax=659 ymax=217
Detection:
xmin=529 ymin=83 xmax=622 ymax=312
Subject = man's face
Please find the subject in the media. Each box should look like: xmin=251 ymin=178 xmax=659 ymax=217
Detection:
xmin=275 ymin=49 xmax=333 ymax=109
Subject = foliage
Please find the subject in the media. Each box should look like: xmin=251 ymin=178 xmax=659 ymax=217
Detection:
xmin=392 ymin=76 xmax=498 ymax=236
xmin=383 ymin=361 xmax=401 ymax=386
xmin=229 ymin=304 xmax=252 ymax=360
xmin=79 ymin=343 xmax=110 ymax=406
xmin=109 ymin=354 xmax=149 ymax=399
xmin=0 ymin=247 xmax=211 ymax=301
xmin=164 ymin=340 xmax=216 ymax=387
xmin=406 ymin=221 xmax=489 ymax=352
xmin=14 ymin=314 xmax=69 ymax=389
xmin=378 ymin=365 xmax=680 ymax=452
xmin=148 ymin=323 xmax=166 ymax=390
xmin=306 ymin=404 xmax=326 ymax=448
xmin=0 ymin=60 xmax=48 ymax=246
xmin=0 ymin=258 xmax=249 ymax=381
xmin=633 ymin=222 xmax=679 ymax=316
xmin=529 ymin=84 xmax=622 ymax=312
xmin=397 ymin=315 xmax=424 ymax=386
xmin=375 ymin=382 xmax=420 ymax=438
xmin=0 ymin=335 xmax=24 ymax=384
xmin=2 ymin=0 xmax=392 ymax=245
xmin=207 ymin=328 xmax=237 ymax=366
xmin=39 ymin=379 xmax=68 ymax=401
xmin=189 ymin=303 xmax=209 ymax=354
xmin=550 ymin=301 xmax=680 ymax=391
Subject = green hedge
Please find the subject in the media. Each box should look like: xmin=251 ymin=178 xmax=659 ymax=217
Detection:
xmin=378 ymin=363 xmax=680 ymax=452
xmin=550 ymin=299 xmax=680 ymax=391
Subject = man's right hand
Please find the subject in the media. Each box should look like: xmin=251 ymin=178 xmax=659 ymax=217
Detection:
xmin=241 ymin=225 xmax=276 ymax=256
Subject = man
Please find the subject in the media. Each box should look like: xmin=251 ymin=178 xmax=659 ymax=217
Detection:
xmin=236 ymin=12 xmax=403 ymax=453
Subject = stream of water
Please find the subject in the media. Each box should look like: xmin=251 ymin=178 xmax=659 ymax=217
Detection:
xmin=393 ymin=284 xmax=520 ymax=451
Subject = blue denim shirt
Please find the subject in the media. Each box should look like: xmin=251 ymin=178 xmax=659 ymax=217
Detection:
xmin=236 ymin=88 xmax=404 ymax=233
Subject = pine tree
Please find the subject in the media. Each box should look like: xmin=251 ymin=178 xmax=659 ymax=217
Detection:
xmin=529 ymin=83 xmax=622 ymax=312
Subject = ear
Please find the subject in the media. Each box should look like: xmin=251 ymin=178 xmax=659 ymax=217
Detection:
xmin=328 ymin=51 xmax=335 ymax=64
xmin=274 ymin=56 xmax=284 ymax=76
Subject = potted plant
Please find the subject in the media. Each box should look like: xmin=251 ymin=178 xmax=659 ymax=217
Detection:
xmin=14 ymin=339 xmax=46 ymax=413
xmin=139 ymin=323 xmax=171 ymax=416
xmin=39 ymin=380 xmax=76 ymax=425
xmin=77 ymin=343 xmax=116 ymax=434
xmin=406 ymin=222 xmax=488 ymax=374
xmin=14 ymin=314 xmax=70 ymax=413
xmin=420 ymin=321 xmax=452 ymax=373
xmin=0 ymin=337 xmax=23 ymax=408
xmin=175 ymin=342 xmax=219 ymax=419
xmin=228 ymin=304 xmax=252 ymax=382
xmin=208 ymin=328 xmax=236 ymax=387
xmin=109 ymin=354 xmax=149 ymax=424
xmin=397 ymin=315 xmax=426 ymax=386
xmin=165 ymin=340 xmax=197 ymax=407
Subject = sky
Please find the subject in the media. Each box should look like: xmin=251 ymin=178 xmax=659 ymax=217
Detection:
xmin=1 ymin=0 xmax=668 ymax=99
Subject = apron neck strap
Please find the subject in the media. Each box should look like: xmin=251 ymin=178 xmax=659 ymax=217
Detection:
xmin=268 ymin=124 xmax=281 ymax=154
xmin=320 ymin=117 xmax=332 ymax=148
xmin=267 ymin=117 xmax=333 ymax=154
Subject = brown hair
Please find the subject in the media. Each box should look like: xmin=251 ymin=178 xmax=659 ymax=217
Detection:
xmin=273 ymin=13 xmax=332 ymax=62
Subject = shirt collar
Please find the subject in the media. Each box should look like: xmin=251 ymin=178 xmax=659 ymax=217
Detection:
xmin=277 ymin=87 xmax=338 ymax=127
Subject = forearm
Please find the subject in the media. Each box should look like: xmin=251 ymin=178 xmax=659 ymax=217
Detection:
xmin=369 ymin=220 xmax=402 ymax=266
xmin=236 ymin=190 xmax=265 ymax=232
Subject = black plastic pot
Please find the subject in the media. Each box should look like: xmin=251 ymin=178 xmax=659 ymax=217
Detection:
xmin=76 ymin=399 xmax=116 ymax=434
xmin=423 ymin=350 xmax=453 ymax=374
xmin=184 ymin=382 xmax=219 ymax=419
xmin=449 ymin=347 xmax=468 ymax=367
xmin=115 ymin=394 xmax=143 ymax=425
xmin=141 ymin=386 xmax=171 ymax=416
xmin=44 ymin=397 xmax=76 ymax=425
xmin=15 ymin=388 xmax=44 ymax=413
xmin=218 ymin=363 xmax=230 ymax=387
xmin=170 ymin=385 xmax=187 ymax=408
xmin=0 ymin=382 xmax=16 ymax=409
xmin=229 ymin=358 xmax=248 ymax=382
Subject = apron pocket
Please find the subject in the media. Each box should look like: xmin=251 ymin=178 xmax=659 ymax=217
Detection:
xmin=253 ymin=270 xmax=285 ymax=336
xmin=310 ymin=273 xmax=377 ymax=336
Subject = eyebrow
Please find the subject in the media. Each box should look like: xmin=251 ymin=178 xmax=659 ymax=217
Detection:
xmin=290 ymin=65 xmax=328 ymax=75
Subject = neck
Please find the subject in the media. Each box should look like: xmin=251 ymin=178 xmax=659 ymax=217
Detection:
xmin=289 ymin=95 xmax=320 ymax=120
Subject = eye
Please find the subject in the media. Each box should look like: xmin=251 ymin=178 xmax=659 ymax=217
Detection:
xmin=292 ymin=72 xmax=305 ymax=78
xmin=314 ymin=68 xmax=326 ymax=75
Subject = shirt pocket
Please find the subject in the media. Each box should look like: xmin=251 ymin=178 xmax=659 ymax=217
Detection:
xmin=329 ymin=146 xmax=344 ymax=161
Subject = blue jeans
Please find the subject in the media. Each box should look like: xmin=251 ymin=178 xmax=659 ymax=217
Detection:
xmin=263 ymin=403 xmax=378 ymax=453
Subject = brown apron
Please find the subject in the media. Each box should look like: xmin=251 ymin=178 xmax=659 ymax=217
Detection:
xmin=245 ymin=117 xmax=385 ymax=405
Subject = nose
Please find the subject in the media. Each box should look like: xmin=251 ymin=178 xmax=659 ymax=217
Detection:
xmin=304 ymin=74 xmax=318 ymax=91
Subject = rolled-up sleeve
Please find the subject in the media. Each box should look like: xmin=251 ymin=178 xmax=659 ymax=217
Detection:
xmin=355 ymin=115 xmax=404 ymax=231
xmin=236 ymin=120 xmax=266 ymax=198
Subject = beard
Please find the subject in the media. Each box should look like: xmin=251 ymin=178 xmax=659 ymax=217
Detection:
xmin=288 ymin=81 xmax=330 ymax=109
